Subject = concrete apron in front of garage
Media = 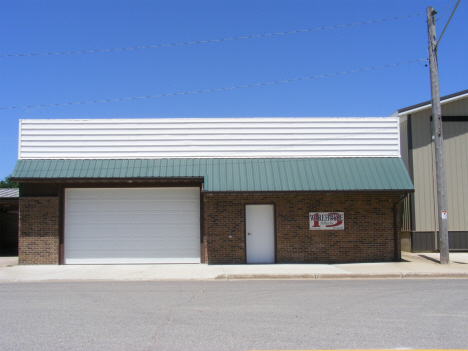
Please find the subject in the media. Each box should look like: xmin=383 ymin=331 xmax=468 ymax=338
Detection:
xmin=1 ymin=252 xmax=468 ymax=282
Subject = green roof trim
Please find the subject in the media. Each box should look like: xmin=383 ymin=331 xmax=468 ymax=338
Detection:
xmin=12 ymin=158 xmax=414 ymax=192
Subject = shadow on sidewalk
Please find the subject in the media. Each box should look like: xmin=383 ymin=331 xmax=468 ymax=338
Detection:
xmin=418 ymin=255 xmax=441 ymax=263
xmin=418 ymin=254 xmax=467 ymax=265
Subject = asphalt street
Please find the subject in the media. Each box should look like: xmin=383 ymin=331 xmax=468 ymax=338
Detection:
xmin=1 ymin=279 xmax=467 ymax=351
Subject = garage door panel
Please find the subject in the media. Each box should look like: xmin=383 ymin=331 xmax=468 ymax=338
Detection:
xmin=179 ymin=214 xmax=201 ymax=222
xmin=66 ymin=200 xmax=85 ymax=212
xmin=67 ymin=213 xmax=84 ymax=225
xmin=85 ymin=214 xmax=102 ymax=224
xmin=64 ymin=187 xmax=200 ymax=264
xmin=133 ymin=201 xmax=154 ymax=211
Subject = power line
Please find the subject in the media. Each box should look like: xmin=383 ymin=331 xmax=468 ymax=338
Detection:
xmin=0 ymin=13 xmax=424 ymax=58
xmin=0 ymin=59 xmax=427 ymax=110
xmin=436 ymin=0 xmax=457 ymax=20
xmin=435 ymin=0 xmax=461 ymax=47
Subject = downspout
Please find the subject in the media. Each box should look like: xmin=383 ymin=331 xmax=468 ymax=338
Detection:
xmin=393 ymin=193 xmax=409 ymax=261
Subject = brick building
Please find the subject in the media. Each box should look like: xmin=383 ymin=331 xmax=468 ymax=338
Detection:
xmin=11 ymin=117 xmax=413 ymax=265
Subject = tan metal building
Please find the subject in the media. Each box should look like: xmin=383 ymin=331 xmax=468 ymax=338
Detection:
xmin=393 ymin=89 xmax=468 ymax=251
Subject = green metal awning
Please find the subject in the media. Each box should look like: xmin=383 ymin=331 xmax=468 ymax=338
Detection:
xmin=12 ymin=158 xmax=414 ymax=192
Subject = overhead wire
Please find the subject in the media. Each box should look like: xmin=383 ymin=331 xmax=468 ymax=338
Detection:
xmin=435 ymin=0 xmax=461 ymax=47
xmin=0 ymin=13 xmax=428 ymax=110
xmin=0 ymin=13 xmax=424 ymax=58
xmin=436 ymin=0 xmax=457 ymax=20
xmin=0 ymin=59 xmax=427 ymax=110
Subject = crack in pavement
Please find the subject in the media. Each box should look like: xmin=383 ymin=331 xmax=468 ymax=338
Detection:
xmin=148 ymin=285 xmax=206 ymax=351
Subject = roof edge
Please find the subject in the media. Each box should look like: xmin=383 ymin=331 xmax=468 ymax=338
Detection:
xmin=202 ymin=189 xmax=414 ymax=194
xmin=11 ymin=157 xmax=414 ymax=192
xmin=397 ymin=89 xmax=468 ymax=115
xmin=10 ymin=176 xmax=205 ymax=183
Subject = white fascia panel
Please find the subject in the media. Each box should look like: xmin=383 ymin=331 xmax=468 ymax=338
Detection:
xmin=19 ymin=117 xmax=401 ymax=159
xmin=18 ymin=120 xmax=22 ymax=159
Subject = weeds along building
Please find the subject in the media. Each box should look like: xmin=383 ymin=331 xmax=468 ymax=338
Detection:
xmin=11 ymin=117 xmax=413 ymax=265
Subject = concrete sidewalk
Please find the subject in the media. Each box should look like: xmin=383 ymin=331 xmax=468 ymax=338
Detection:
xmin=0 ymin=252 xmax=467 ymax=282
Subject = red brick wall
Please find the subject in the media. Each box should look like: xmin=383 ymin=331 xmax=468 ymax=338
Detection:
xmin=17 ymin=191 xmax=402 ymax=265
xmin=19 ymin=197 xmax=59 ymax=265
xmin=204 ymin=193 xmax=401 ymax=264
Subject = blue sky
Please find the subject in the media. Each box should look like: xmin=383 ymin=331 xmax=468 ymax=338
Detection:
xmin=1 ymin=0 xmax=466 ymax=179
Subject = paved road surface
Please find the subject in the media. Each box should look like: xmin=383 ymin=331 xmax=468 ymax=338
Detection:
xmin=1 ymin=279 xmax=467 ymax=350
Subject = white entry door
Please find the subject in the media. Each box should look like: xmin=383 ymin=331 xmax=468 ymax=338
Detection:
xmin=245 ymin=204 xmax=275 ymax=264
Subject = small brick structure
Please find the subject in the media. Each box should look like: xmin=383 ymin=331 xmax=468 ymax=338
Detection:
xmin=19 ymin=197 xmax=59 ymax=265
xmin=204 ymin=192 xmax=401 ymax=264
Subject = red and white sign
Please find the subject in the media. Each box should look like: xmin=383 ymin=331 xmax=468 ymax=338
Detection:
xmin=309 ymin=212 xmax=344 ymax=230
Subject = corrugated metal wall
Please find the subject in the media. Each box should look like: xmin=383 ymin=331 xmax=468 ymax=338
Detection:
xmin=408 ymin=97 xmax=468 ymax=232
xmin=441 ymin=96 xmax=468 ymax=115
xmin=410 ymin=112 xmax=438 ymax=232
xmin=18 ymin=117 xmax=401 ymax=159
xmin=444 ymin=120 xmax=468 ymax=231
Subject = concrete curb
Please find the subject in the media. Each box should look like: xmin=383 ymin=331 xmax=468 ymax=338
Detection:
xmin=2 ymin=252 xmax=468 ymax=282
xmin=400 ymin=272 xmax=468 ymax=278
xmin=1 ymin=273 xmax=468 ymax=283
xmin=216 ymin=272 xmax=468 ymax=280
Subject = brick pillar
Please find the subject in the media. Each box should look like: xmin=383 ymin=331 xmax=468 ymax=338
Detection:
xmin=19 ymin=197 xmax=59 ymax=265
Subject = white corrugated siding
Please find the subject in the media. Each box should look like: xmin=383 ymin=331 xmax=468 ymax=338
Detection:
xmin=0 ymin=188 xmax=19 ymax=198
xmin=19 ymin=117 xmax=400 ymax=159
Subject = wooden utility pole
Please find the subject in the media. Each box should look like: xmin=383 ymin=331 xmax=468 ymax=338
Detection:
xmin=427 ymin=7 xmax=449 ymax=264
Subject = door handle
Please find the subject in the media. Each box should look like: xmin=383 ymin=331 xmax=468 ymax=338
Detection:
xmin=247 ymin=233 xmax=252 ymax=235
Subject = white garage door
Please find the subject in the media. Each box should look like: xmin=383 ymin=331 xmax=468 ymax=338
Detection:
xmin=64 ymin=187 xmax=200 ymax=264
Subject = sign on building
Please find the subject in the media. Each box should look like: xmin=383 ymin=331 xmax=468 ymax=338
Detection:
xmin=309 ymin=212 xmax=344 ymax=230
